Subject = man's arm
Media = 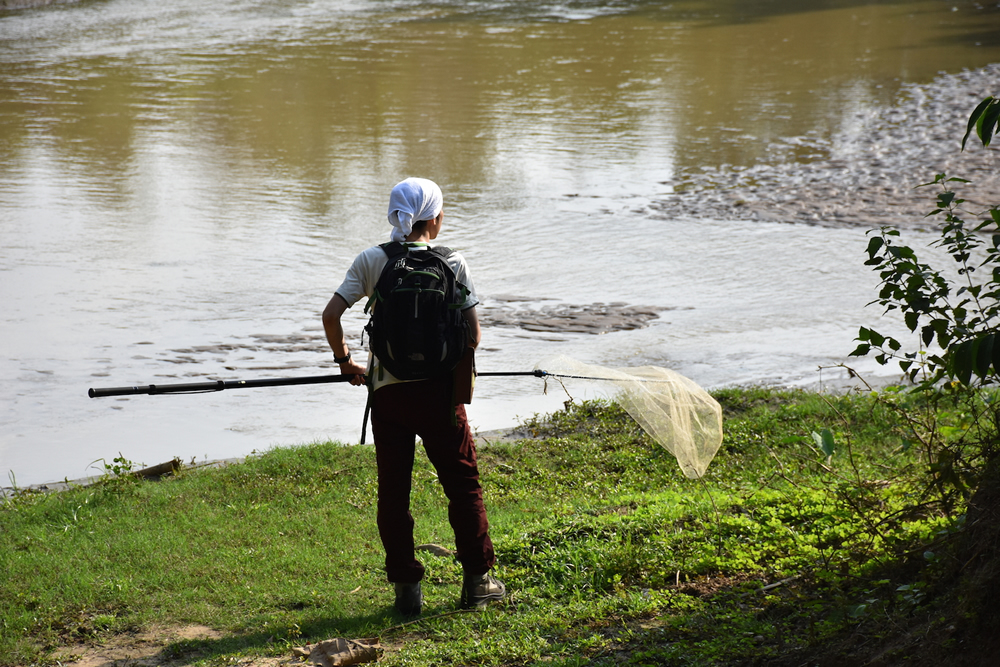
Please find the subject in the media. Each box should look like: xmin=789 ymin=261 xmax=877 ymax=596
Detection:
xmin=322 ymin=293 xmax=367 ymax=386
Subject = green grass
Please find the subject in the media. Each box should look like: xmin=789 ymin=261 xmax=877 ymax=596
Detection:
xmin=0 ymin=388 xmax=969 ymax=666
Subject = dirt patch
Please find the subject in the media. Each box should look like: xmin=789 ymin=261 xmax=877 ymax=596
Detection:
xmin=49 ymin=624 xmax=288 ymax=667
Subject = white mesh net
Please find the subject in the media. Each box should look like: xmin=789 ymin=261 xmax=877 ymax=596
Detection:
xmin=535 ymin=355 xmax=724 ymax=479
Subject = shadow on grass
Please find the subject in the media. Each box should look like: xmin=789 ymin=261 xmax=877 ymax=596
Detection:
xmin=148 ymin=587 xmax=487 ymax=666
xmin=151 ymin=607 xmax=406 ymax=664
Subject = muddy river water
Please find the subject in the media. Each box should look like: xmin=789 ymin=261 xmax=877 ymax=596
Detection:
xmin=3 ymin=0 xmax=1000 ymax=486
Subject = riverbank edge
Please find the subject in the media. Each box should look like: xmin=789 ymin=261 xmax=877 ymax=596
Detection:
xmin=3 ymin=371 xmax=903 ymax=499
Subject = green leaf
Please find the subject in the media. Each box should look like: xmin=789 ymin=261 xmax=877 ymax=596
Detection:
xmin=933 ymin=319 xmax=952 ymax=348
xmin=976 ymin=334 xmax=995 ymax=379
xmin=937 ymin=191 xmax=956 ymax=208
xmin=963 ymin=97 xmax=995 ymax=151
xmin=922 ymin=324 xmax=936 ymax=347
xmin=905 ymin=311 xmax=919 ymax=332
xmin=850 ymin=343 xmax=871 ymax=357
xmin=812 ymin=429 xmax=836 ymax=459
xmin=980 ymin=100 xmax=1000 ymax=148
xmin=920 ymin=173 xmax=948 ymax=187
xmin=992 ymin=334 xmax=1000 ymax=376
xmin=952 ymin=339 xmax=974 ymax=385
xmin=866 ymin=236 xmax=884 ymax=258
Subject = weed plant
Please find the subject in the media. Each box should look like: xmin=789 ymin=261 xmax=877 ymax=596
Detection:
xmin=0 ymin=389 xmax=968 ymax=666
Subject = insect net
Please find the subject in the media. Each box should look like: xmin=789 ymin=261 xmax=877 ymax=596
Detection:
xmin=536 ymin=355 xmax=724 ymax=479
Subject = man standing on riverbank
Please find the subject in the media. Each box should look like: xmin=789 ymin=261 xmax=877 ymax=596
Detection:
xmin=322 ymin=177 xmax=505 ymax=616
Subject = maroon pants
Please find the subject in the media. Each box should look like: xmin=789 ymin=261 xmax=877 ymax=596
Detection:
xmin=370 ymin=375 xmax=496 ymax=583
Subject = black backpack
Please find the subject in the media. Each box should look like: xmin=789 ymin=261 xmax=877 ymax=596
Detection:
xmin=364 ymin=242 xmax=470 ymax=381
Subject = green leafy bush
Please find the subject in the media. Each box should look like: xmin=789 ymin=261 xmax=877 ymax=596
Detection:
xmin=850 ymin=96 xmax=1000 ymax=502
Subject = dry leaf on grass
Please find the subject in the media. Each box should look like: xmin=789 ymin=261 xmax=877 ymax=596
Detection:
xmin=292 ymin=637 xmax=382 ymax=667
xmin=415 ymin=543 xmax=453 ymax=557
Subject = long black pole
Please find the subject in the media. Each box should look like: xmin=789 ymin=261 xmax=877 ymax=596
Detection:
xmin=88 ymin=373 xmax=361 ymax=398
xmin=88 ymin=370 xmax=550 ymax=399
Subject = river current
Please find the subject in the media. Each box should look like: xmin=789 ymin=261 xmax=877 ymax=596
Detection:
xmin=3 ymin=0 xmax=1000 ymax=486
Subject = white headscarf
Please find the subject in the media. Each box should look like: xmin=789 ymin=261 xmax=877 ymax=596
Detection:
xmin=387 ymin=177 xmax=443 ymax=242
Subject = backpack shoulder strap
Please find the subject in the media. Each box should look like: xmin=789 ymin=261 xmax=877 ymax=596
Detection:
xmin=379 ymin=241 xmax=408 ymax=262
xmin=427 ymin=246 xmax=468 ymax=305
xmin=428 ymin=245 xmax=453 ymax=260
xmin=365 ymin=242 xmax=410 ymax=315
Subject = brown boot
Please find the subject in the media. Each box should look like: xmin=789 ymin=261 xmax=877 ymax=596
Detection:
xmin=460 ymin=573 xmax=506 ymax=609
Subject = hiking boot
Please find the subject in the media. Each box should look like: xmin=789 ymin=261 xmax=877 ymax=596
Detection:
xmin=460 ymin=572 xmax=506 ymax=609
xmin=394 ymin=581 xmax=422 ymax=616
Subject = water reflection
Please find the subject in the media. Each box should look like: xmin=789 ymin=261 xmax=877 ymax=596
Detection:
xmin=4 ymin=0 xmax=1000 ymax=196
xmin=3 ymin=0 xmax=1000 ymax=485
